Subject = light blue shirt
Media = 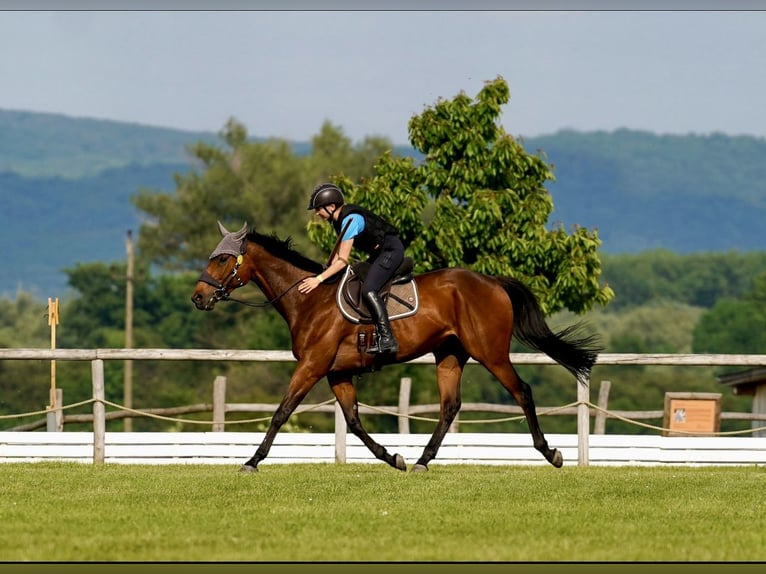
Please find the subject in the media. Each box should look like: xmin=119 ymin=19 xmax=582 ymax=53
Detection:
xmin=340 ymin=213 xmax=365 ymax=241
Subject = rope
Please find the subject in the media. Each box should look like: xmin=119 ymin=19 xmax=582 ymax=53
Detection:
xmin=99 ymin=400 xmax=217 ymax=425
xmin=584 ymin=401 xmax=766 ymax=437
xmin=359 ymin=400 xmax=766 ymax=436
xmin=2 ymin=397 xmax=765 ymax=437
xmin=0 ymin=398 xmax=94 ymax=420
xmin=99 ymin=398 xmax=337 ymax=426
xmin=358 ymin=401 xmax=579 ymax=425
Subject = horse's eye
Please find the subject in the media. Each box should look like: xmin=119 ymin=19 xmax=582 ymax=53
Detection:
xmin=218 ymin=255 xmax=228 ymax=265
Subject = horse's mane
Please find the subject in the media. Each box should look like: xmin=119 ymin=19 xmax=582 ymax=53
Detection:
xmin=247 ymin=229 xmax=324 ymax=274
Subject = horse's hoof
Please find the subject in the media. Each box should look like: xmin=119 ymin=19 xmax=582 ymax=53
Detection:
xmin=394 ymin=453 xmax=407 ymax=472
xmin=550 ymin=449 xmax=563 ymax=468
xmin=411 ymin=463 xmax=429 ymax=473
xmin=239 ymin=464 xmax=259 ymax=473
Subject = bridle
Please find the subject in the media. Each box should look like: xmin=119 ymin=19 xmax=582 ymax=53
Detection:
xmin=197 ymin=235 xmax=250 ymax=306
xmin=197 ymin=241 xmax=310 ymax=309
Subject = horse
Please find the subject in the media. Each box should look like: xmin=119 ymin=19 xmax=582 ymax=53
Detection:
xmin=191 ymin=221 xmax=602 ymax=473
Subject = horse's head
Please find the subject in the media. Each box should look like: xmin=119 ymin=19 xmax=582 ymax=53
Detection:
xmin=191 ymin=221 xmax=252 ymax=310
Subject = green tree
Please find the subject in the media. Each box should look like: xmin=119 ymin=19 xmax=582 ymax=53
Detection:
xmin=607 ymin=303 xmax=703 ymax=354
xmin=133 ymin=118 xmax=315 ymax=270
xmin=307 ymin=120 xmax=394 ymax=185
xmin=693 ymin=272 xmax=766 ymax=354
xmin=132 ymin=118 xmax=397 ymax=271
xmin=308 ymin=77 xmax=613 ymax=315
xmin=0 ymin=292 xmax=50 ymax=348
xmin=0 ymin=293 xmax=52 ymax=427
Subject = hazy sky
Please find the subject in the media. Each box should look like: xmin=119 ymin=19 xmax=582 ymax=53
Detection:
xmin=2 ymin=9 xmax=765 ymax=145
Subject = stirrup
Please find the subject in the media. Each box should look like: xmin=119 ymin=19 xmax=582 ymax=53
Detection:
xmin=367 ymin=333 xmax=399 ymax=355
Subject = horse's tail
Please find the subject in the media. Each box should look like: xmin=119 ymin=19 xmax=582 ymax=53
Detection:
xmin=497 ymin=276 xmax=602 ymax=381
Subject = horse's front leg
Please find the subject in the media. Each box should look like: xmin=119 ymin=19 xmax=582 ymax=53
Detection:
xmin=241 ymin=361 xmax=323 ymax=472
xmin=329 ymin=373 xmax=406 ymax=471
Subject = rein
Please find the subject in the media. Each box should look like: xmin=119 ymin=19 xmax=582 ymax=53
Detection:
xmin=225 ymin=277 xmax=308 ymax=308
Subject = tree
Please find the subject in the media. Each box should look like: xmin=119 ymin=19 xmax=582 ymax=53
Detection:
xmin=0 ymin=293 xmax=52 ymax=427
xmin=308 ymin=76 xmax=613 ymax=314
xmin=132 ymin=118 xmax=315 ymax=270
xmin=606 ymin=303 xmax=703 ymax=354
xmin=307 ymin=120 xmax=394 ymax=185
xmin=693 ymin=272 xmax=766 ymax=354
xmin=132 ymin=118 xmax=396 ymax=272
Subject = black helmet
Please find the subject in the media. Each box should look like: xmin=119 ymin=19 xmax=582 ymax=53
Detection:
xmin=307 ymin=183 xmax=344 ymax=210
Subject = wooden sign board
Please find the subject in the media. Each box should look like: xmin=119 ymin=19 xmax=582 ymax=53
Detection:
xmin=663 ymin=392 xmax=722 ymax=437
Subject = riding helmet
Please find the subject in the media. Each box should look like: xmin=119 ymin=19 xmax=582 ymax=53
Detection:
xmin=307 ymin=183 xmax=344 ymax=210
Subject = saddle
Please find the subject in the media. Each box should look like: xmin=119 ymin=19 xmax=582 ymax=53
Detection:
xmin=335 ymin=257 xmax=419 ymax=324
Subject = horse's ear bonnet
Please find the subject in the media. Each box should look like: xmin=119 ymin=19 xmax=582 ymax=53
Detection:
xmin=209 ymin=221 xmax=248 ymax=259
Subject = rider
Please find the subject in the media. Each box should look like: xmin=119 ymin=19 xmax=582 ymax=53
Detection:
xmin=298 ymin=183 xmax=403 ymax=355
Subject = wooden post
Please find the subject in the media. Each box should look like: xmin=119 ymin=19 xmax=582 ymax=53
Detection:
xmin=124 ymin=230 xmax=134 ymax=432
xmin=54 ymin=388 xmax=63 ymax=432
xmin=577 ymin=373 xmax=590 ymax=466
xmin=398 ymin=377 xmax=411 ymax=434
xmin=594 ymin=380 xmax=611 ymax=435
xmin=92 ymin=359 xmax=105 ymax=464
xmin=46 ymin=297 xmax=59 ymax=432
xmin=754 ymin=385 xmax=766 ymax=438
xmin=212 ymin=376 xmax=227 ymax=432
xmin=448 ymin=412 xmax=459 ymax=433
xmin=46 ymin=388 xmax=64 ymax=432
xmin=334 ymin=400 xmax=346 ymax=464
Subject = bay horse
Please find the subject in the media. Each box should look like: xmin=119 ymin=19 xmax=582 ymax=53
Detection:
xmin=191 ymin=221 xmax=601 ymax=472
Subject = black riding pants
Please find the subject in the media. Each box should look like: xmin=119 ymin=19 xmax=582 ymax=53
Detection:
xmin=361 ymin=235 xmax=405 ymax=294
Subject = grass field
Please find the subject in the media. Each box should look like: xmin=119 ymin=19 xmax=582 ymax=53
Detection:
xmin=0 ymin=462 xmax=764 ymax=562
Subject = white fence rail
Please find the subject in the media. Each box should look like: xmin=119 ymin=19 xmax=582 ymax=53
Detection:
xmin=2 ymin=432 xmax=765 ymax=467
xmin=2 ymin=349 xmax=766 ymax=467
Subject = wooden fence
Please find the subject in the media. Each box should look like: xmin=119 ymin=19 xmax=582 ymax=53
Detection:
xmin=2 ymin=349 xmax=766 ymax=467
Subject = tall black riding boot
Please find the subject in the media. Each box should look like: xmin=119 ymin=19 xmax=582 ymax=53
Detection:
xmin=363 ymin=291 xmax=399 ymax=354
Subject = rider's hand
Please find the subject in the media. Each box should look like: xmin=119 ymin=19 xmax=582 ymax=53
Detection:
xmin=298 ymin=275 xmax=324 ymax=294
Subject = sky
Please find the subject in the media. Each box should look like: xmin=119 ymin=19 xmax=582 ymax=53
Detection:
xmin=2 ymin=9 xmax=766 ymax=145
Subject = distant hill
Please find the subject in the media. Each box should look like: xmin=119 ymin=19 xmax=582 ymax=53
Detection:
xmin=0 ymin=109 xmax=212 ymax=178
xmin=1 ymin=109 xmax=765 ymax=298
xmin=532 ymin=129 xmax=766 ymax=253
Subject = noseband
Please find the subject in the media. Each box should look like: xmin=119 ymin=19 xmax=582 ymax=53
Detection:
xmin=198 ymin=252 xmax=247 ymax=303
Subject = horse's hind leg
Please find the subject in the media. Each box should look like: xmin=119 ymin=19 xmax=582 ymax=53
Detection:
xmin=487 ymin=360 xmax=563 ymax=467
xmin=412 ymin=341 xmax=468 ymax=473
xmin=329 ymin=373 xmax=406 ymax=471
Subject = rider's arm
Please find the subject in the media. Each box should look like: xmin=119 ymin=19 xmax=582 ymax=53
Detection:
xmin=318 ymin=238 xmax=354 ymax=282
xmin=298 ymin=238 xmax=354 ymax=294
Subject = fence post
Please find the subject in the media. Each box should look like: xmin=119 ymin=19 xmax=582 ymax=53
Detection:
xmin=46 ymin=410 xmax=56 ymax=432
xmin=577 ymin=373 xmax=590 ymax=466
xmin=334 ymin=400 xmax=347 ymax=464
xmin=755 ymin=385 xmax=766 ymax=438
xmin=398 ymin=377 xmax=411 ymax=434
xmin=92 ymin=359 xmax=105 ymax=465
xmin=594 ymin=380 xmax=611 ymax=435
xmin=56 ymin=388 xmax=63 ymax=431
xmin=46 ymin=388 xmax=64 ymax=432
xmin=212 ymin=376 xmax=227 ymax=432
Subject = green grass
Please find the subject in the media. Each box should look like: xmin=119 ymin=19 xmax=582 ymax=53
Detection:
xmin=0 ymin=462 xmax=764 ymax=562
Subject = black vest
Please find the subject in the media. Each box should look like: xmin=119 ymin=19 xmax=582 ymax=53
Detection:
xmin=333 ymin=204 xmax=398 ymax=255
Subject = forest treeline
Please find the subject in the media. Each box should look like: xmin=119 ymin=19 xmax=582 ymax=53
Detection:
xmin=2 ymin=79 xmax=765 ymax=436
xmin=3 ymin=104 xmax=766 ymax=296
